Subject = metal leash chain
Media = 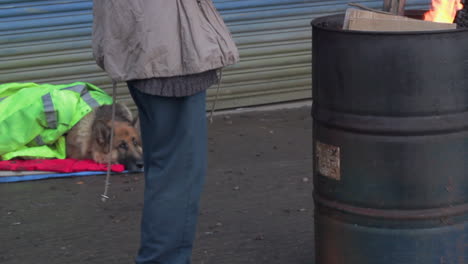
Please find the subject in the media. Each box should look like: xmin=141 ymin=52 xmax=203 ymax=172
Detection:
xmin=101 ymin=80 xmax=118 ymax=202
xmin=209 ymin=69 xmax=223 ymax=123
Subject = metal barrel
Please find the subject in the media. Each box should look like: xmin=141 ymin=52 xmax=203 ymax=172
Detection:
xmin=311 ymin=13 xmax=468 ymax=264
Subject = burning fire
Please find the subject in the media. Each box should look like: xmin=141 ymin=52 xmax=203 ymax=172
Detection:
xmin=424 ymin=0 xmax=464 ymax=23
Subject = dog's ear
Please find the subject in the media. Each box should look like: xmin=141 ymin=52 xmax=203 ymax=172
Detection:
xmin=131 ymin=115 xmax=139 ymax=128
xmin=93 ymin=120 xmax=111 ymax=147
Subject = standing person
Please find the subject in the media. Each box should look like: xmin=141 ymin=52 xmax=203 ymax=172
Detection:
xmin=92 ymin=1 xmax=239 ymax=263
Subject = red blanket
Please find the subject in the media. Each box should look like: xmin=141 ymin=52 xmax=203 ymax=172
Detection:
xmin=0 ymin=159 xmax=125 ymax=173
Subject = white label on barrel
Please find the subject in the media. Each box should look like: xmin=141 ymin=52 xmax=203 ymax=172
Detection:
xmin=316 ymin=141 xmax=341 ymax=180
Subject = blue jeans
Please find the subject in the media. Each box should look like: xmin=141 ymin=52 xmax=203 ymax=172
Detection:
xmin=128 ymin=86 xmax=207 ymax=264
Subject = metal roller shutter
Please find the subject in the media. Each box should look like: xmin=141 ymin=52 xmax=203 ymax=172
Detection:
xmin=0 ymin=0 xmax=430 ymax=111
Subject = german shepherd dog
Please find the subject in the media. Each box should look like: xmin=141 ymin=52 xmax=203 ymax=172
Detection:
xmin=66 ymin=103 xmax=144 ymax=171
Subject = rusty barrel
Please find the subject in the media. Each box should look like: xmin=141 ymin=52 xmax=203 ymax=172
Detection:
xmin=312 ymin=13 xmax=468 ymax=264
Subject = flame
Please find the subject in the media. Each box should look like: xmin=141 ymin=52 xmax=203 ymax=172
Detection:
xmin=424 ymin=0 xmax=464 ymax=23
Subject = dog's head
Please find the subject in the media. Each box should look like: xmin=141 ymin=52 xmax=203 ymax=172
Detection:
xmin=93 ymin=116 xmax=144 ymax=171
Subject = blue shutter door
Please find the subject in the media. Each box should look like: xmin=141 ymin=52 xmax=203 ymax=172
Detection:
xmin=0 ymin=0 xmax=430 ymax=110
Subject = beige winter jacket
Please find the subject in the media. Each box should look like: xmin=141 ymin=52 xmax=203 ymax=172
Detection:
xmin=92 ymin=0 xmax=240 ymax=81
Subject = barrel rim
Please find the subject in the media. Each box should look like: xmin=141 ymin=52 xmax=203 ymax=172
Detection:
xmin=314 ymin=193 xmax=468 ymax=220
xmin=311 ymin=11 xmax=468 ymax=35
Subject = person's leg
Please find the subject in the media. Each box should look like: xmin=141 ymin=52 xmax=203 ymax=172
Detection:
xmin=128 ymin=86 xmax=207 ymax=264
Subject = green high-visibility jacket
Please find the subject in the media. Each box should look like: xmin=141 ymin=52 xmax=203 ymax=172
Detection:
xmin=0 ymin=82 xmax=112 ymax=160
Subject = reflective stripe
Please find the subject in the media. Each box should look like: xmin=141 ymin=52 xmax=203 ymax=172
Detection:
xmin=63 ymin=84 xmax=100 ymax=108
xmin=41 ymin=93 xmax=57 ymax=129
xmin=81 ymin=91 xmax=100 ymax=108
xmin=35 ymin=135 xmax=45 ymax=146
xmin=63 ymin=84 xmax=86 ymax=95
